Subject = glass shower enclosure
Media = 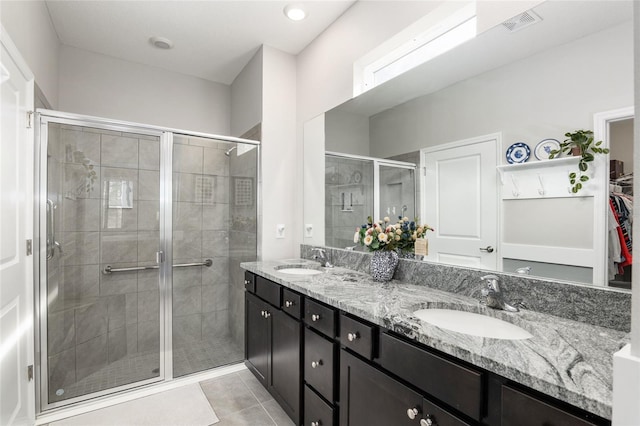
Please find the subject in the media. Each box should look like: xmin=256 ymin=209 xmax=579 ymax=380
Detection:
xmin=324 ymin=152 xmax=416 ymax=249
xmin=35 ymin=110 xmax=259 ymax=411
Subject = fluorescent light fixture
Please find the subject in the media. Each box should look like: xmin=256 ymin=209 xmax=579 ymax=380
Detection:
xmin=284 ymin=4 xmax=306 ymax=21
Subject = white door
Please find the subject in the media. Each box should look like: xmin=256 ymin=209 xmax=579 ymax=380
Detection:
xmin=0 ymin=27 xmax=35 ymax=425
xmin=422 ymin=134 xmax=498 ymax=270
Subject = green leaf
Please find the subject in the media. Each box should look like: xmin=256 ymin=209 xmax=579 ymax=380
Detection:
xmin=579 ymin=162 xmax=588 ymax=172
xmin=603 ymin=148 xmax=610 ymax=154
xmin=595 ymin=141 xmax=602 ymax=146
xmin=576 ymin=182 xmax=582 ymax=190
xmin=571 ymin=186 xmax=578 ymax=193
xmin=569 ymin=172 xmax=577 ymax=179
xmin=570 ymin=179 xmax=576 ymax=185
xmin=580 ymin=175 xmax=589 ymax=182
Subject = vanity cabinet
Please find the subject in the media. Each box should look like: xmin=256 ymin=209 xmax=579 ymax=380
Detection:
xmin=244 ymin=272 xmax=302 ymax=425
xmin=244 ymin=270 xmax=610 ymax=426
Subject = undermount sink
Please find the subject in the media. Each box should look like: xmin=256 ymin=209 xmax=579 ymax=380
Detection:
xmin=413 ymin=309 xmax=533 ymax=340
xmin=274 ymin=265 xmax=323 ymax=275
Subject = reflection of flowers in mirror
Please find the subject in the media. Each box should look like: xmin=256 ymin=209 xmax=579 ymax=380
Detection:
xmin=354 ymin=216 xmax=434 ymax=252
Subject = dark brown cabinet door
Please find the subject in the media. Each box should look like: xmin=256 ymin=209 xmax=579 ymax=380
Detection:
xmin=271 ymin=309 xmax=302 ymax=425
xmin=340 ymin=350 xmax=423 ymax=426
xmin=501 ymin=386 xmax=600 ymax=426
xmin=245 ymin=292 xmax=271 ymax=385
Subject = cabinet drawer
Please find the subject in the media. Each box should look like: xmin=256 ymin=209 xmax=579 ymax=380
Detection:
xmin=244 ymin=271 xmax=256 ymax=293
xmin=501 ymin=385 xmax=599 ymax=426
xmin=378 ymin=332 xmax=484 ymax=421
xmin=305 ymin=328 xmax=336 ymax=402
xmin=423 ymin=398 xmax=471 ymax=426
xmin=282 ymin=288 xmax=302 ymax=319
xmin=305 ymin=299 xmax=336 ymax=338
xmin=340 ymin=313 xmax=376 ymax=360
xmin=305 ymin=385 xmax=335 ymax=426
xmin=255 ymin=275 xmax=281 ymax=307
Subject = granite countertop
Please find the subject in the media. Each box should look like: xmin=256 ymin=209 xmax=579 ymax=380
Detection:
xmin=242 ymin=259 xmax=628 ymax=420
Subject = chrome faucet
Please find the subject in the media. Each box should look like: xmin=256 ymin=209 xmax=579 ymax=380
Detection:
xmin=311 ymin=248 xmax=334 ymax=268
xmin=480 ymin=275 xmax=519 ymax=312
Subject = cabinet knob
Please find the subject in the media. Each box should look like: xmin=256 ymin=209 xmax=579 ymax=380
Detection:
xmin=406 ymin=407 xmax=419 ymax=420
xmin=420 ymin=415 xmax=435 ymax=426
xmin=285 ymin=300 xmax=294 ymax=308
xmin=264 ymin=310 xmax=271 ymax=318
xmin=311 ymin=360 xmax=323 ymax=369
xmin=244 ymin=279 xmax=249 ymax=285
xmin=311 ymin=314 xmax=321 ymax=321
xmin=347 ymin=332 xmax=359 ymax=342
xmin=311 ymin=422 xmax=320 ymax=426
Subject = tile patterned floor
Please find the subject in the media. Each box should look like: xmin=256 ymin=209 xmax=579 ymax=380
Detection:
xmin=199 ymin=370 xmax=295 ymax=426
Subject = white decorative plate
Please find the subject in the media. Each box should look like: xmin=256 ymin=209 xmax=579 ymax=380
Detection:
xmin=534 ymin=138 xmax=561 ymax=160
xmin=506 ymin=142 xmax=530 ymax=164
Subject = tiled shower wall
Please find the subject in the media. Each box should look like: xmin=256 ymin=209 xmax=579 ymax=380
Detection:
xmin=47 ymin=123 xmax=163 ymax=400
xmin=171 ymin=136 xmax=234 ymax=374
xmin=228 ymin=124 xmax=260 ymax=349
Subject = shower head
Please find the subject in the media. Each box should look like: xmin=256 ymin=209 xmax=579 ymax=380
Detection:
xmin=225 ymin=146 xmax=237 ymax=156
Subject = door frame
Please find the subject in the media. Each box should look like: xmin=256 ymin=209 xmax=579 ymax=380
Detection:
xmin=594 ymin=106 xmax=634 ymax=286
xmin=34 ymin=113 xmax=168 ymax=412
xmin=1 ymin=23 xmax=35 ymax=426
xmin=420 ymin=132 xmax=501 ymax=269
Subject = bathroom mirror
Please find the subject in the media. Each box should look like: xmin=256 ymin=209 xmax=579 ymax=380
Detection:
xmin=303 ymin=0 xmax=634 ymax=288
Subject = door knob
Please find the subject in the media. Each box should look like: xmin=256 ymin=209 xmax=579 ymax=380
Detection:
xmin=479 ymin=246 xmax=494 ymax=253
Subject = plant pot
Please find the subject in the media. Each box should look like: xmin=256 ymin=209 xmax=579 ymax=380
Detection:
xmin=571 ymin=146 xmax=582 ymax=156
xmin=370 ymin=250 xmax=399 ymax=282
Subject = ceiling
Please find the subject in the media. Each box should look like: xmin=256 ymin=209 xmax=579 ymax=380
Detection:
xmin=45 ymin=0 xmax=355 ymax=85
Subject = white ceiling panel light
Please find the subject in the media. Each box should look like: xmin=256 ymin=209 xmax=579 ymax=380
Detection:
xmin=284 ymin=4 xmax=307 ymax=21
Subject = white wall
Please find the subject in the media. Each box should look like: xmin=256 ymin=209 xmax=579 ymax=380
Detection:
xmin=369 ymin=22 xmax=633 ymax=160
xmin=58 ymin=45 xmax=231 ymax=134
xmin=0 ymin=0 xmax=60 ymax=106
xmin=231 ymin=48 xmax=263 ymax=137
xmin=261 ymin=45 xmax=297 ymax=260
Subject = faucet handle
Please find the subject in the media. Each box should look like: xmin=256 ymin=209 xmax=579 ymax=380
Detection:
xmin=480 ymin=274 xmax=500 ymax=292
xmin=480 ymin=274 xmax=499 ymax=281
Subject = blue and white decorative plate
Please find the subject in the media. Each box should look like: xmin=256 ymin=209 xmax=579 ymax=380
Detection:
xmin=506 ymin=142 xmax=530 ymax=164
xmin=534 ymin=138 xmax=561 ymax=160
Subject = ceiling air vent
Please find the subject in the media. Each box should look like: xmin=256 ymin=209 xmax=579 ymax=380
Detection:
xmin=502 ymin=10 xmax=542 ymax=33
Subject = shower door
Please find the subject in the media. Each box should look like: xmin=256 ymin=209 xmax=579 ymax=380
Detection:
xmin=38 ymin=116 xmax=166 ymax=408
xmin=379 ymin=164 xmax=416 ymax=220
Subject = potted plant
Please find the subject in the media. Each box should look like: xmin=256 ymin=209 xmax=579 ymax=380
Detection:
xmin=549 ymin=129 xmax=609 ymax=193
xmin=354 ymin=216 xmax=433 ymax=281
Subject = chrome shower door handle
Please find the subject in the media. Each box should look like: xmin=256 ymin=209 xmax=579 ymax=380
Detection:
xmin=46 ymin=199 xmax=55 ymax=259
xmin=47 ymin=199 xmax=63 ymax=259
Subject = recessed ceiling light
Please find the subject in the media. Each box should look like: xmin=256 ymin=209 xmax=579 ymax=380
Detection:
xmin=284 ymin=4 xmax=306 ymax=21
xmin=149 ymin=36 xmax=174 ymax=50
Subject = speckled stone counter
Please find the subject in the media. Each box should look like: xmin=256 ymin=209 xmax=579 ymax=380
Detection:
xmin=242 ymin=259 xmax=628 ymax=420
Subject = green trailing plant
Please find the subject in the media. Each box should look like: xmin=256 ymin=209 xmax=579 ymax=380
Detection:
xmin=549 ymin=129 xmax=609 ymax=193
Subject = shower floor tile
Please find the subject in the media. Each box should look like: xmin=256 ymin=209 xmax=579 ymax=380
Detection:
xmin=49 ymin=334 xmax=243 ymax=404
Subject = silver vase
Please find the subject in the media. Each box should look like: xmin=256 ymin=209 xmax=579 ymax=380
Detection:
xmin=370 ymin=250 xmax=399 ymax=282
